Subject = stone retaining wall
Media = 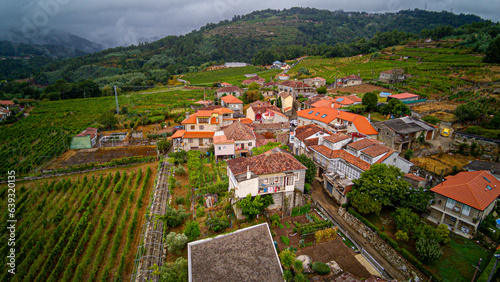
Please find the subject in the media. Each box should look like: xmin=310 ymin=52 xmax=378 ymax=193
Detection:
xmin=338 ymin=208 xmax=426 ymax=281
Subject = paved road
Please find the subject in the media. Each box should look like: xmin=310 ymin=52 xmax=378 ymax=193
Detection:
xmin=310 ymin=180 xmax=405 ymax=281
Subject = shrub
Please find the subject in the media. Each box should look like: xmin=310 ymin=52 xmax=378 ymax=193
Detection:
xmin=279 ymin=223 xmax=284 ymax=229
xmin=165 ymin=232 xmax=188 ymax=254
xmin=196 ymin=206 xmax=205 ymax=218
xmin=312 ymin=261 xmax=330 ymax=275
xmin=183 ymin=221 xmax=200 ymax=241
xmin=285 ymin=222 xmax=291 ymax=228
xmin=270 ymin=214 xmax=280 ymax=228
xmin=416 ymin=237 xmax=442 ymax=263
xmin=206 ymin=216 xmax=230 ymax=232
xmin=175 ymin=196 xmax=186 ymax=205
xmin=280 ymin=236 xmax=290 ymax=246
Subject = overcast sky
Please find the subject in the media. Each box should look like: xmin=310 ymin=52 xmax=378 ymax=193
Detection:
xmin=1 ymin=0 xmax=499 ymax=48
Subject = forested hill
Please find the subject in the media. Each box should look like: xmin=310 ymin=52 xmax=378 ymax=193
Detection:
xmin=33 ymin=8 xmax=488 ymax=84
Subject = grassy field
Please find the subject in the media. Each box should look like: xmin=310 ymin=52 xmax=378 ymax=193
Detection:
xmin=288 ymin=44 xmax=500 ymax=98
xmin=0 ymin=163 xmax=156 ymax=281
xmin=180 ymin=66 xmax=281 ymax=85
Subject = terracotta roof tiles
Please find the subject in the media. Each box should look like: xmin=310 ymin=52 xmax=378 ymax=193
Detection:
xmin=226 ymin=149 xmax=306 ymax=176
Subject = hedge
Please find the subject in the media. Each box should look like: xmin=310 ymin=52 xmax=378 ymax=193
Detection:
xmin=280 ymin=236 xmax=290 ymax=246
xmin=312 ymin=262 xmax=330 ymax=275
xmin=348 ymin=208 xmax=379 ymax=232
xmin=477 ymin=249 xmax=500 ymax=282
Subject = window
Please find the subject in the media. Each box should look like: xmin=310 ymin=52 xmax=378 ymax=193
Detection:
xmin=308 ymin=110 xmax=314 ymax=114
xmin=223 ymin=146 xmax=226 ymax=149
xmin=248 ymin=142 xmax=252 ymax=147
xmin=446 ymin=198 xmax=456 ymax=209
xmin=315 ymin=112 xmax=320 ymax=116
xmin=189 ymin=139 xmax=193 ymax=144
xmin=199 ymin=138 xmax=203 ymax=144
xmin=190 ymin=125 xmax=195 ymax=130
xmin=462 ymin=204 xmax=471 ymax=216
xmin=286 ymin=176 xmax=294 ymax=186
xmin=263 ymin=178 xmax=268 ymax=184
xmin=199 ymin=125 xmax=204 ymax=130
xmin=275 ymin=177 xmax=279 ymax=183
xmin=294 ymin=172 xmax=299 ymax=180
xmin=218 ymin=146 xmax=221 ymax=150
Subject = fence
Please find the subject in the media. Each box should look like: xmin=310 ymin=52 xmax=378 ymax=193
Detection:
xmin=361 ymin=248 xmax=386 ymax=277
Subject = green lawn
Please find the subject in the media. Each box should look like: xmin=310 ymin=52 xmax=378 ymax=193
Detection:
xmin=427 ymin=235 xmax=493 ymax=281
xmin=181 ymin=66 xmax=281 ymax=85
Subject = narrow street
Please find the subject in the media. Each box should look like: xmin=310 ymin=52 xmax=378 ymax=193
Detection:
xmin=310 ymin=180 xmax=405 ymax=281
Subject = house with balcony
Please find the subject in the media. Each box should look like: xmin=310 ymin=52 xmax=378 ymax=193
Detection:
xmin=214 ymin=121 xmax=256 ymax=158
xmin=428 ymin=171 xmax=500 ymax=238
xmin=226 ymin=147 xmax=307 ymax=219
xmin=0 ymin=107 xmax=12 ymax=121
xmin=311 ymin=95 xmax=362 ymax=109
xmin=297 ymin=107 xmax=378 ymax=139
xmin=379 ymin=69 xmax=408 ymax=84
xmin=246 ymin=104 xmax=282 ymax=122
xmin=278 ymin=81 xmax=314 ymax=97
xmin=242 ymin=75 xmax=265 ymax=86
xmin=374 ymin=116 xmax=436 ymax=151
xmin=221 ymin=95 xmax=243 ymax=114
xmin=173 ymin=108 xmax=234 ymax=151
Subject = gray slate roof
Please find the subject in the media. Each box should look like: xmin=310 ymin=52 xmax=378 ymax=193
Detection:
xmin=379 ymin=116 xmax=434 ymax=134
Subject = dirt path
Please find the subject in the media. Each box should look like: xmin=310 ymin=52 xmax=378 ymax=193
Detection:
xmin=310 ymin=180 xmax=405 ymax=281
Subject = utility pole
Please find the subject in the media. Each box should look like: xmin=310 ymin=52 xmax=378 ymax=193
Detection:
xmin=114 ymin=85 xmax=119 ymax=114
xmin=471 ymin=258 xmax=482 ymax=282
xmin=487 ymin=254 xmax=500 ymax=282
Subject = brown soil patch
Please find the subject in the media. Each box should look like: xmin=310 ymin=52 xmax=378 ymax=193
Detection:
xmin=328 ymin=84 xmax=391 ymax=94
xmin=47 ymin=146 xmax=157 ymax=169
xmin=411 ymin=101 xmax=459 ymax=114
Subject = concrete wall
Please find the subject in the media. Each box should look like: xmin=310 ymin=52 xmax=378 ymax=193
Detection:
xmin=215 ymin=143 xmax=235 ymax=157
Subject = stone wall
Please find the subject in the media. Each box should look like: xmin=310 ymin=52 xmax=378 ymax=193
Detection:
xmin=452 ymin=132 xmax=500 ymax=160
xmin=338 ymin=208 xmax=426 ymax=281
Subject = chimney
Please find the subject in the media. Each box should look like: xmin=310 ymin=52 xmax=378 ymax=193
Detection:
xmin=318 ymin=133 xmax=324 ymax=145
xmin=246 ymin=166 xmax=251 ymax=179
xmin=185 ymin=112 xmax=190 ymax=120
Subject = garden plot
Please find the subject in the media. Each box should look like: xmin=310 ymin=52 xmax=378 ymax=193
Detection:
xmin=271 ymin=210 xmax=372 ymax=279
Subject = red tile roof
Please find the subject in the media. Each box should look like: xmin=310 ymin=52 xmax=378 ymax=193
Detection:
xmin=221 ymin=95 xmax=243 ymax=104
xmin=217 ymin=86 xmax=242 ymax=93
xmin=279 ymin=92 xmax=291 ymax=99
xmin=183 ymin=131 xmax=215 ymax=139
xmin=309 ymin=145 xmax=371 ymax=171
xmin=182 ymin=108 xmax=234 ymax=124
xmin=297 ymin=107 xmax=378 ymax=135
xmin=388 ymin=93 xmax=419 ymax=99
xmin=194 ymin=100 xmax=212 ymax=105
xmin=347 ymin=138 xmax=379 ymax=150
xmin=242 ymin=76 xmax=265 ymax=84
xmin=361 ymin=144 xmax=391 ymax=157
xmin=341 ymin=74 xmax=362 ymax=80
xmin=223 ymin=121 xmax=256 ymax=141
xmin=171 ymin=129 xmax=186 ymax=139
xmin=283 ymin=106 xmax=292 ymax=112
xmin=405 ymin=173 xmax=427 ymax=182
xmin=221 ymin=82 xmax=233 ymax=86
xmin=431 ymin=171 xmax=500 ymax=211
xmin=381 ymin=68 xmax=405 ymax=74
xmin=214 ymin=135 xmax=234 ymax=144
xmin=76 ymin=127 xmax=98 ymax=139
xmin=249 ymin=100 xmax=269 ymax=107
xmin=250 ymin=105 xmax=281 ymax=115
xmin=294 ymin=124 xmax=331 ymax=142
xmin=279 ymin=81 xmax=311 ymax=88
xmin=324 ymin=133 xmax=351 ymax=144
xmin=227 ymin=149 xmax=306 ymax=176
xmin=0 ymin=100 xmax=14 ymax=106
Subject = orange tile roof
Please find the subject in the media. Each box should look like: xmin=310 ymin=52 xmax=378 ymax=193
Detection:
xmin=388 ymin=93 xmax=419 ymax=99
xmin=214 ymin=135 xmax=234 ymax=144
xmin=227 ymin=149 xmax=306 ymax=176
xmin=279 ymin=92 xmax=291 ymax=99
xmin=324 ymin=133 xmax=351 ymax=144
xmin=171 ymin=129 xmax=185 ymax=139
xmin=217 ymin=86 xmax=242 ymax=93
xmin=283 ymin=107 xmax=292 ymax=112
xmin=361 ymin=144 xmax=391 ymax=157
xmin=182 ymin=108 xmax=234 ymax=124
xmin=431 ymin=171 xmax=500 ymax=211
xmin=213 ymin=108 xmax=234 ymax=114
xmin=297 ymin=107 xmax=378 ymax=135
xmin=294 ymin=124 xmax=331 ymax=142
xmin=196 ymin=110 xmax=213 ymax=117
xmin=347 ymin=138 xmax=379 ymax=150
xmin=309 ymin=145 xmax=371 ymax=171
xmin=183 ymin=131 xmax=215 ymax=139
xmin=221 ymin=94 xmax=243 ymax=104
xmin=405 ymin=173 xmax=427 ymax=182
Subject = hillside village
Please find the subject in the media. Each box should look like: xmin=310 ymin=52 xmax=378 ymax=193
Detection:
xmin=1 ymin=10 xmax=500 ymax=282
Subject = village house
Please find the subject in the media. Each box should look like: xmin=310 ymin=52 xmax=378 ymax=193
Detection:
xmin=246 ymin=104 xmax=282 ymax=122
xmin=220 ymin=95 xmax=243 ymax=114
xmin=335 ymin=75 xmax=362 ymax=87
xmin=278 ymin=73 xmax=290 ymax=81
xmin=463 ymin=161 xmax=500 ymax=180
xmin=303 ymin=77 xmax=326 ymax=88
xmin=280 ymin=63 xmax=291 ymax=70
xmin=311 ymin=95 xmax=362 ymax=109
xmin=226 ymin=147 xmax=307 ymax=219
xmin=297 ymin=107 xmax=378 ymax=139
xmin=70 ymin=127 xmax=99 ymax=149
xmin=271 ymin=60 xmax=283 ymax=68
xmin=278 ymin=92 xmax=294 ymax=113
xmin=301 ymin=95 xmax=327 ymax=110
xmin=220 ymin=82 xmax=233 ymax=87
xmin=309 ymin=136 xmax=413 ymax=204
xmin=0 ymin=107 xmax=12 ymax=121
xmin=260 ymin=87 xmax=277 ymax=99
xmin=250 ymin=122 xmax=291 ymax=138
xmin=224 ymin=62 xmax=248 ymax=67
xmin=374 ymin=116 xmax=437 ymax=151
xmin=216 ymin=86 xmax=242 ymax=99
xmin=278 ymin=81 xmax=314 ymax=97
xmin=193 ymin=100 xmax=214 ymax=108
xmin=242 ymin=75 xmax=265 ymax=86
xmin=188 ymin=223 xmax=282 ymax=282
xmin=292 ymin=124 xmax=332 ymax=158
xmin=379 ymin=69 xmax=407 ymax=84
xmin=428 ymin=171 xmax=500 ymax=238
xmin=214 ymin=120 xmax=256 ymax=159
xmin=173 ymin=108 xmax=234 ymax=151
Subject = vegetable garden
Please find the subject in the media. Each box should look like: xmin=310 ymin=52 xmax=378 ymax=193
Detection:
xmin=0 ymin=164 xmax=155 ymax=281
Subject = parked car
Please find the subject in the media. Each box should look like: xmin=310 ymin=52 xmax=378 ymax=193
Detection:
xmin=441 ymin=128 xmax=450 ymax=137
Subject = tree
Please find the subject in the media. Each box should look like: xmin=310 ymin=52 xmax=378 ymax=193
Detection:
xmin=381 ymin=99 xmax=410 ymax=117
xmin=97 ymin=112 xmax=118 ymax=130
xmin=316 ymin=86 xmax=327 ymax=94
xmin=292 ymin=259 xmax=304 ymax=273
xmin=237 ymin=194 xmax=273 ymax=219
xmin=248 ymin=82 xmax=260 ymax=90
xmin=416 ymin=237 xmax=442 ymax=263
xmin=454 ymin=103 xmax=481 ymax=122
xmin=422 ymin=115 xmax=440 ymax=125
xmin=152 ymin=258 xmax=188 ymax=282
xmin=362 ymin=91 xmax=378 ymax=111
xmin=243 ymin=89 xmax=262 ymax=103
xmin=165 ymin=232 xmax=188 ymax=254
xmin=279 ymin=248 xmax=296 ymax=269
xmin=157 ymin=138 xmax=172 ymax=154
xmin=434 ymin=224 xmax=450 ymax=244
xmin=395 ymin=230 xmax=409 ymax=241
xmin=349 ymin=164 xmax=410 ymax=214
xmin=392 ymin=208 xmax=420 ymax=234
xmin=400 ymin=186 xmax=433 ymax=213
xmin=404 ymin=149 xmax=414 ymax=160
xmin=298 ymin=67 xmax=310 ymax=76
xmin=183 ymin=220 xmax=200 ymax=242
xmin=294 ymin=154 xmax=316 ymax=184
xmin=160 ymin=205 xmax=189 ymax=228
xmin=484 ymin=35 xmax=500 ymax=63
